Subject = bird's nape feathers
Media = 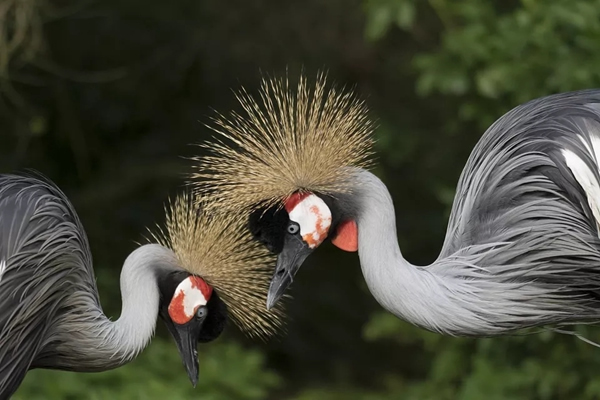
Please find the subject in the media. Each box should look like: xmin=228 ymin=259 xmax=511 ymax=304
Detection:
xmin=191 ymin=72 xmax=376 ymax=212
xmin=149 ymin=192 xmax=286 ymax=339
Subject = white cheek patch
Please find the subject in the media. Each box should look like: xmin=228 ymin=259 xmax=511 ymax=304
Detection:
xmin=168 ymin=277 xmax=209 ymax=325
xmin=288 ymin=194 xmax=332 ymax=248
xmin=180 ymin=281 xmax=207 ymax=317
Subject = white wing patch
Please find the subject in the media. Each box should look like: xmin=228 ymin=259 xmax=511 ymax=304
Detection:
xmin=0 ymin=259 xmax=5 ymax=282
xmin=577 ymin=127 xmax=600 ymax=164
xmin=563 ymin=134 xmax=600 ymax=234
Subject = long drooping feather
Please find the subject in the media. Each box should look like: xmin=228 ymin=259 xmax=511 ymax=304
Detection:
xmin=0 ymin=173 xmax=101 ymax=395
xmin=349 ymin=90 xmax=600 ymax=336
xmin=191 ymin=72 xmax=376 ymax=211
xmin=149 ymin=193 xmax=286 ymax=338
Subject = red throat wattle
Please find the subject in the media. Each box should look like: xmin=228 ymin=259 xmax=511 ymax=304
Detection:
xmin=331 ymin=220 xmax=359 ymax=252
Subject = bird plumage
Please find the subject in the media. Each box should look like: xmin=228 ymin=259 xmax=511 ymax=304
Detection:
xmin=349 ymin=166 xmax=600 ymax=336
xmin=0 ymin=173 xmax=284 ymax=398
xmin=150 ymin=193 xmax=286 ymax=338
xmin=191 ymin=72 xmax=375 ymax=212
xmin=426 ymin=89 xmax=600 ymax=334
xmin=191 ymin=74 xmax=600 ymax=339
xmin=0 ymin=173 xmax=101 ymax=389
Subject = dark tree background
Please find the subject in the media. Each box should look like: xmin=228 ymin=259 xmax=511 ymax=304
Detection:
xmin=3 ymin=0 xmax=600 ymax=398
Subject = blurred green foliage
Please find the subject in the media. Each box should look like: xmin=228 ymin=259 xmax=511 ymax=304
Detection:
xmin=4 ymin=0 xmax=600 ymax=399
xmin=15 ymin=339 xmax=280 ymax=400
xmin=368 ymin=0 xmax=600 ymax=131
xmin=359 ymin=313 xmax=600 ymax=400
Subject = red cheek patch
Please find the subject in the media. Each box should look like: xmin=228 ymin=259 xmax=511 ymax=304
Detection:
xmin=168 ymin=291 xmax=190 ymax=325
xmin=190 ymin=276 xmax=213 ymax=301
xmin=284 ymin=192 xmax=311 ymax=213
xmin=331 ymin=220 xmax=358 ymax=252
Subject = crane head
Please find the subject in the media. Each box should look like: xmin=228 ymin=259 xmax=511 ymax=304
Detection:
xmin=188 ymin=72 xmax=374 ymax=311
xmin=158 ymin=272 xmax=227 ymax=387
xmin=265 ymin=191 xmax=358 ymax=309
xmin=150 ymin=192 xmax=286 ymax=367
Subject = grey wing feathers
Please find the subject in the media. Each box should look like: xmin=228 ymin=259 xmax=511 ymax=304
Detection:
xmin=442 ymin=89 xmax=600 ymax=256
xmin=0 ymin=173 xmax=98 ymax=398
xmin=439 ymin=90 xmax=600 ymax=292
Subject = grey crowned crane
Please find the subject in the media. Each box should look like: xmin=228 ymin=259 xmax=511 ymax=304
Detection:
xmin=0 ymin=174 xmax=283 ymax=399
xmin=192 ymin=73 xmax=600 ymax=339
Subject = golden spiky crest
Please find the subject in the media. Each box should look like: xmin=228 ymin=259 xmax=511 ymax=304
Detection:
xmin=191 ymin=72 xmax=376 ymax=212
xmin=149 ymin=192 xmax=286 ymax=339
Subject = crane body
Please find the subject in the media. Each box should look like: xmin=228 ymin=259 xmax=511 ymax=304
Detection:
xmin=0 ymin=174 xmax=282 ymax=398
xmin=192 ymin=75 xmax=600 ymax=338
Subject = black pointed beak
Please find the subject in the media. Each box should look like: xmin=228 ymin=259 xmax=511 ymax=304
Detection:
xmin=170 ymin=307 xmax=208 ymax=387
xmin=267 ymin=236 xmax=313 ymax=310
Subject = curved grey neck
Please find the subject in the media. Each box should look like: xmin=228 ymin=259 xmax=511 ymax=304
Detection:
xmin=108 ymin=244 xmax=177 ymax=360
xmin=351 ymin=169 xmax=493 ymax=335
xmin=46 ymin=244 xmax=178 ymax=371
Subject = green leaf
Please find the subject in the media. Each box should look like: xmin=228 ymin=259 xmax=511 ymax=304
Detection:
xmin=364 ymin=1 xmax=395 ymax=41
xmin=395 ymin=1 xmax=416 ymax=29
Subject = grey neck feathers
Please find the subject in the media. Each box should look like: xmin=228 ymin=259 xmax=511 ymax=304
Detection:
xmin=109 ymin=244 xmax=175 ymax=359
xmin=46 ymin=244 xmax=178 ymax=371
xmin=352 ymin=169 xmax=519 ymax=336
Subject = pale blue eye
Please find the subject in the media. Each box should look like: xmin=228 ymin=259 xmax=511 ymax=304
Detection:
xmin=287 ymin=223 xmax=300 ymax=234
